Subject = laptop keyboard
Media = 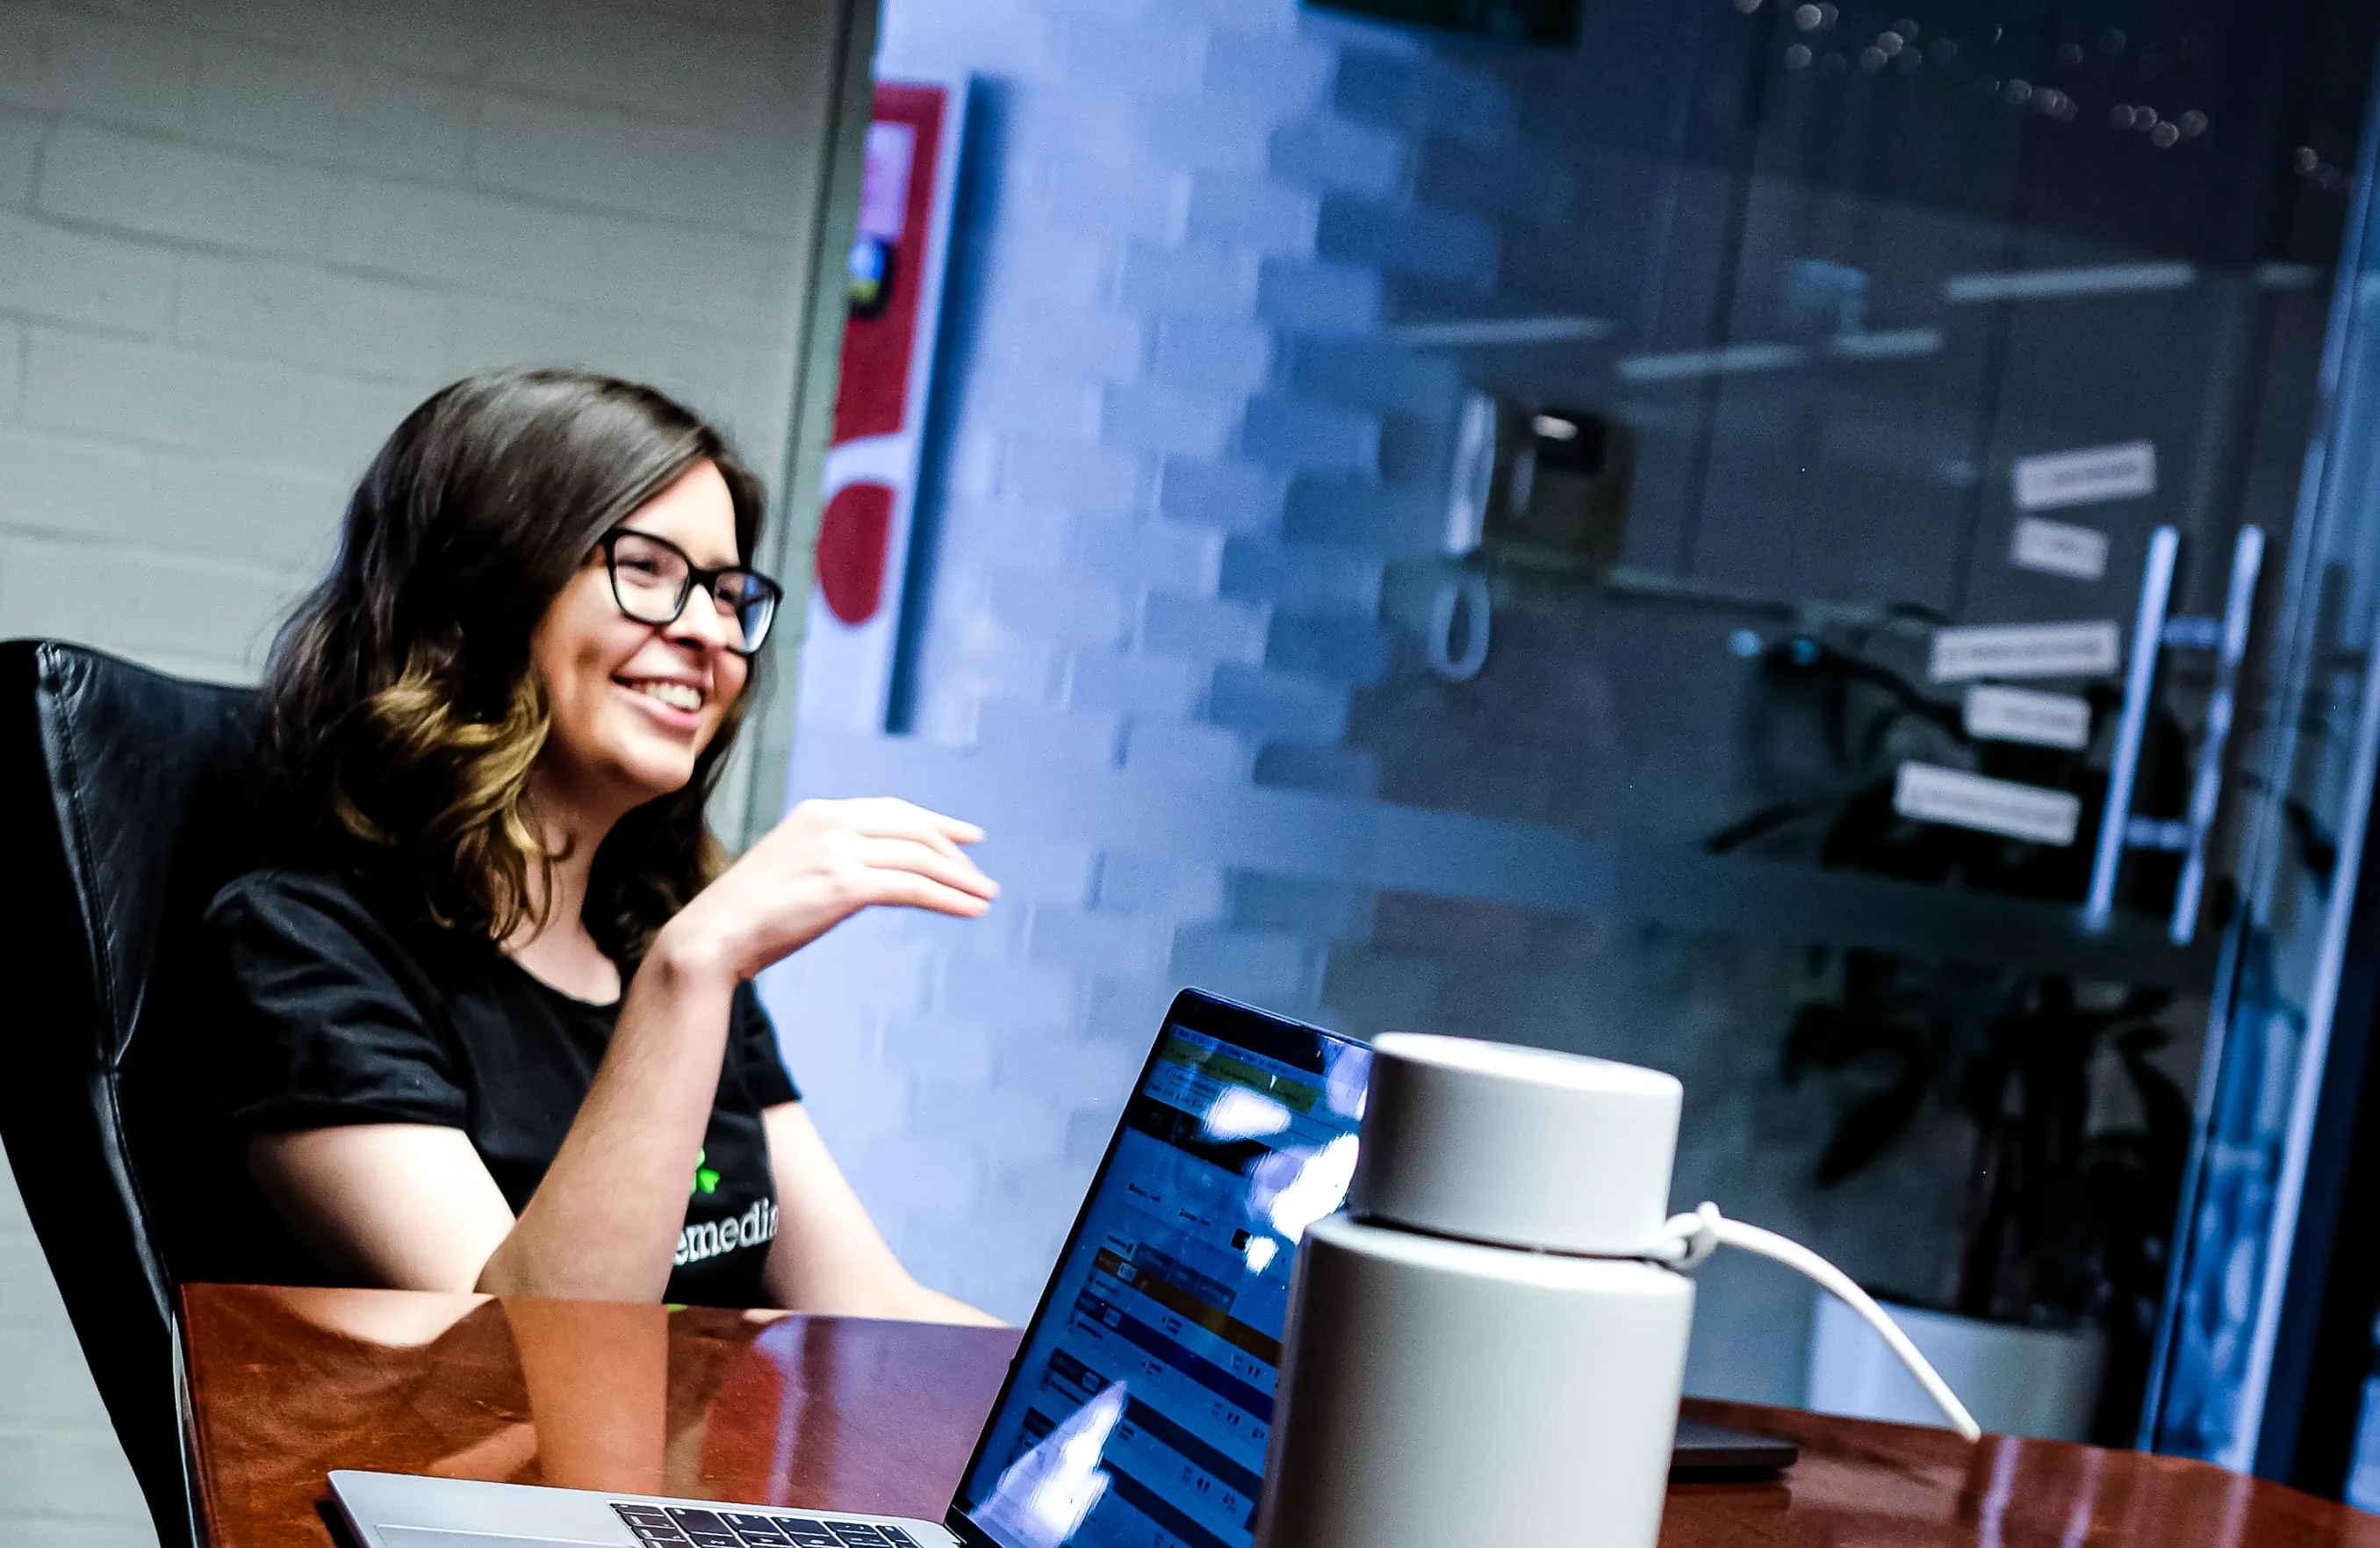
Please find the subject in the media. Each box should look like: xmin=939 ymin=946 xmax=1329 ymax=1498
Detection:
xmin=611 ymin=1502 xmax=924 ymax=1548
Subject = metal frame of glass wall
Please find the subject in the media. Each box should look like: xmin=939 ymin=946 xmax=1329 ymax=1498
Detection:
xmin=2144 ymin=25 xmax=2380 ymax=1479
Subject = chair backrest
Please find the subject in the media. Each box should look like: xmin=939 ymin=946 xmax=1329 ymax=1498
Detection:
xmin=0 ymin=639 xmax=269 ymax=1548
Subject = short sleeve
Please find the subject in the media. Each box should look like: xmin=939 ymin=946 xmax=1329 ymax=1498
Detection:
xmin=205 ymin=872 xmax=469 ymax=1134
xmin=732 ymin=982 xmax=800 ymax=1108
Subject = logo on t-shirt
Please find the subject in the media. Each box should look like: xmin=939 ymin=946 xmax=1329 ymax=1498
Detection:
xmin=676 ymin=1198 xmax=779 ymax=1268
xmin=675 ymin=1147 xmax=776 ymax=1268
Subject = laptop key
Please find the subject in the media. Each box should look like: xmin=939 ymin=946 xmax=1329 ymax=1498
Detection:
xmin=877 ymin=1530 xmax=922 ymax=1547
xmin=773 ymin=1522 xmax=844 ymax=1547
xmin=665 ymin=1508 xmax=744 ymax=1548
xmin=612 ymin=1504 xmax=696 ymax=1544
xmin=826 ymin=1526 xmax=896 ymax=1546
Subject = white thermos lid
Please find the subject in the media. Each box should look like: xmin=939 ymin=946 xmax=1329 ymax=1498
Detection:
xmin=1348 ymin=1033 xmax=1682 ymax=1256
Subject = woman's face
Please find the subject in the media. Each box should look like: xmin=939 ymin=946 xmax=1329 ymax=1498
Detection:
xmin=530 ymin=461 xmax=750 ymax=819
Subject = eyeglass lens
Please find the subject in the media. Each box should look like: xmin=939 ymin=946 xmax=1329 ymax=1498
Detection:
xmin=608 ymin=533 xmax=776 ymax=653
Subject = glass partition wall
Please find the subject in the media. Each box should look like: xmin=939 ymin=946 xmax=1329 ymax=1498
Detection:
xmin=1312 ymin=0 xmax=2380 ymax=1457
xmin=783 ymin=0 xmax=2380 ymax=1467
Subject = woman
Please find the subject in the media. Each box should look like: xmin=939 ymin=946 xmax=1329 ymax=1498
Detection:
xmin=207 ymin=368 xmax=997 ymax=1320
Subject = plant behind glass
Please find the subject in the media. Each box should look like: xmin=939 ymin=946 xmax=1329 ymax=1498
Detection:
xmin=1708 ymin=632 xmax=2200 ymax=1439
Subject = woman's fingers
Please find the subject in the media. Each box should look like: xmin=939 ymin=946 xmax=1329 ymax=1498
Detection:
xmin=855 ymin=837 xmax=999 ymax=900
xmin=797 ymin=856 xmax=989 ymax=922
xmin=865 ymin=871 xmax=997 ymax=918
xmin=740 ymin=799 xmax=998 ymax=947
xmin=840 ymin=797 xmax=985 ymax=853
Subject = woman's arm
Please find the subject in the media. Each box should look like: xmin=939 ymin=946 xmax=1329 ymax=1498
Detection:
xmin=758 ymin=1102 xmax=1003 ymax=1324
xmin=247 ymin=939 xmax=742 ymax=1300
xmin=247 ymin=798 xmax=998 ymax=1300
xmin=471 ymin=936 xmax=741 ymax=1298
xmin=248 ymin=1124 xmax=515 ymax=1292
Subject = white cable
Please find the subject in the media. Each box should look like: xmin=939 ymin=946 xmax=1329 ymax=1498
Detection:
xmin=1660 ymin=1202 xmax=1983 ymax=1443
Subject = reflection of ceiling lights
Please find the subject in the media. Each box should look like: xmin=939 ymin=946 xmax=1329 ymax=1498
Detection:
xmin=1393 ymin=315 xmax=1613 ymax=349
xmin=2296 ymin=146 xmax=2352 ymax=193
xmin=1203 ymin=1086 xmax=1292 ymax=1141
xmin=2111 ymin=104 xmax=2208 ymax=148
xmin=1616 ymin=330 xmax=1944 ymax=383
xmin=2255 ymin=263 xmax=2323 ymax=291
xmin=1945 ymin=262 xmax=2195 ymax=303
xmin=1267 ymin=1135 xmax=1360 ymax=1243
xmin=1766 ymin=12 xmax=2216 ymax=146
xmin=1830 ymin=328 xmax=1943 ymax=360
xmin=1619 ymin=342 xmax=1804 ymax=383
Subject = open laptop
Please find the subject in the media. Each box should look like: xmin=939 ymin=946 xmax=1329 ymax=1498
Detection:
xmin=330 ymin=990 xmax=1793 ymax=1548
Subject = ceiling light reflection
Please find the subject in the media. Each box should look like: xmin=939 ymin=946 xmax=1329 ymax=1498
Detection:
xmin=1204 ymin=1087 xmax=1293 ymax=1141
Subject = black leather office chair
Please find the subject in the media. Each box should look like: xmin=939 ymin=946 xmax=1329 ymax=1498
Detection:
xmin=0 ymin=639 xmax=275 ymax=1548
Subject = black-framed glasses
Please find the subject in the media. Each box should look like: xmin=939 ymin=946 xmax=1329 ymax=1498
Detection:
xmin=598 ymin=528 xmax=783 ymax=656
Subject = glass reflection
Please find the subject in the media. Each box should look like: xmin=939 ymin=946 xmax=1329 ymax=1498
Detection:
xmin=1203 ymin=1087 xmax=1293 ymax=1141
xmin=1255 ymin=1134 xmax=1362 ymax=1245
xmin=502 ymin=1297 xmax=669 ymax=1493
xmin=976 ymin=1381 xmax=1128 ymax=1548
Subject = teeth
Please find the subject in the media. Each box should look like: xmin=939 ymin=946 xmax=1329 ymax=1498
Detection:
xmin=629 ymin=680 xmax=702 ymax=712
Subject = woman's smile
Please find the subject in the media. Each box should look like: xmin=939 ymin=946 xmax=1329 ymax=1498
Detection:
xmin=615 ymin=673 xmax=708 ymax=726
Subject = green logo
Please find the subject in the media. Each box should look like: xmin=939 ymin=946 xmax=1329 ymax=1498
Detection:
xmin=691 ymin=1148 xmax=721 ymax=1196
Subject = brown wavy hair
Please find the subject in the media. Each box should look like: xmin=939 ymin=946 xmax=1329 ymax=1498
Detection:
xmin=261 ymin=368 xmax=769 ymax=962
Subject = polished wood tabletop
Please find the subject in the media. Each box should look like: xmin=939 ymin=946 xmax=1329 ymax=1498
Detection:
xmin=183 ymin=1281 xmax=2380 ymax=1548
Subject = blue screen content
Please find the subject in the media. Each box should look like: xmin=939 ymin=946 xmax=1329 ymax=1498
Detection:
xmin=956 ymin=1024 xmax=1371 ymax=1548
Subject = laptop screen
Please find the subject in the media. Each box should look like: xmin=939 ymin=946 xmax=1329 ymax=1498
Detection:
xmin=951 ymin=993 xmax=1371 ymax=1548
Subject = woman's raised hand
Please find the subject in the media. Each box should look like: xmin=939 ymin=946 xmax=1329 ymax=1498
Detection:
xmin=664 ymin=797 xmax=996 ymax=981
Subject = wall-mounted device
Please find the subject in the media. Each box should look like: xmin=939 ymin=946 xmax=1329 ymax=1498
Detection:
xmin=1448 ymin=391 xmax=1634 ymax=577
xmin=846 ymin=233 xmax=893 ymax=318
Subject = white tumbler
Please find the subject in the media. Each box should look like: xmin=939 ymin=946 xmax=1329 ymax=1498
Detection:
xmin=1255 ymin=1033 xmax=1980 ymax=1548
xmin=1255 ymin=1035 xmax=1693 ymax=1548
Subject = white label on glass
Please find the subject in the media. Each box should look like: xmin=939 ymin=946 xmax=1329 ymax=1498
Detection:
xmin=2010 ymin=515 xmax=2110 ymax=580
xmin=1894 ymin=762 xmax=2082 ymax=846
xmin=1930 ymin=621 xmax=2121 ymax=681
xmin=1964 ymin=685 xmax=2092 ymax=750
xmin=2014 ymin=441 xmax=2156 ymax=510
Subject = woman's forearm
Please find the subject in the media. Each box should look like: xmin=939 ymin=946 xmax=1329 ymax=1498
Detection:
xmin=476 ymin=925 xmax=738 ymax=1299
xmin=478 ymin=797 xmax=996 ymax=1302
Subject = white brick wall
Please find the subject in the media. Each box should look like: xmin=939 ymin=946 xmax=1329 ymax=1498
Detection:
xmin=0 ymin=2 xmax=862 ymax=1540
xmin=0 ymin=1163 xmax=150 ymax=1548
xmin=0 ymin=0 xmax=843 ymax=680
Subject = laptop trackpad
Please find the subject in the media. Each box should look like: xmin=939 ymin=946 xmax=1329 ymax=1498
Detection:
xmin=381 ymin=1527 xmax=623 ymax=1548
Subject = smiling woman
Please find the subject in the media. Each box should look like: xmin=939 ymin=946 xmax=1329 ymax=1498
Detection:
xmin=205 ymin=369 xmax=1001 ymax=1320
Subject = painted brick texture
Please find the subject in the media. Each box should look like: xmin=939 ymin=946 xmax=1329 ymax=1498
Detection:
xmin=776 ymin=0 xmax=1471 ymax=1328
xmin=0 ymin=0 xmax=826 ymax=684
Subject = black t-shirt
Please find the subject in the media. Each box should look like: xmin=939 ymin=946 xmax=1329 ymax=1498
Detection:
xmin=205 ymin=870 xmax=800 ymax=1308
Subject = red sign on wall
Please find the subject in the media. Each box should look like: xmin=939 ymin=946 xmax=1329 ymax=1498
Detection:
xmin=800 ymin=80 xmax=967 ymax=731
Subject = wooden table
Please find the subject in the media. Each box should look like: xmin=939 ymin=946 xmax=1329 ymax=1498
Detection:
xmin=183 ymin=1282 xmax=2380 ymax=1548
